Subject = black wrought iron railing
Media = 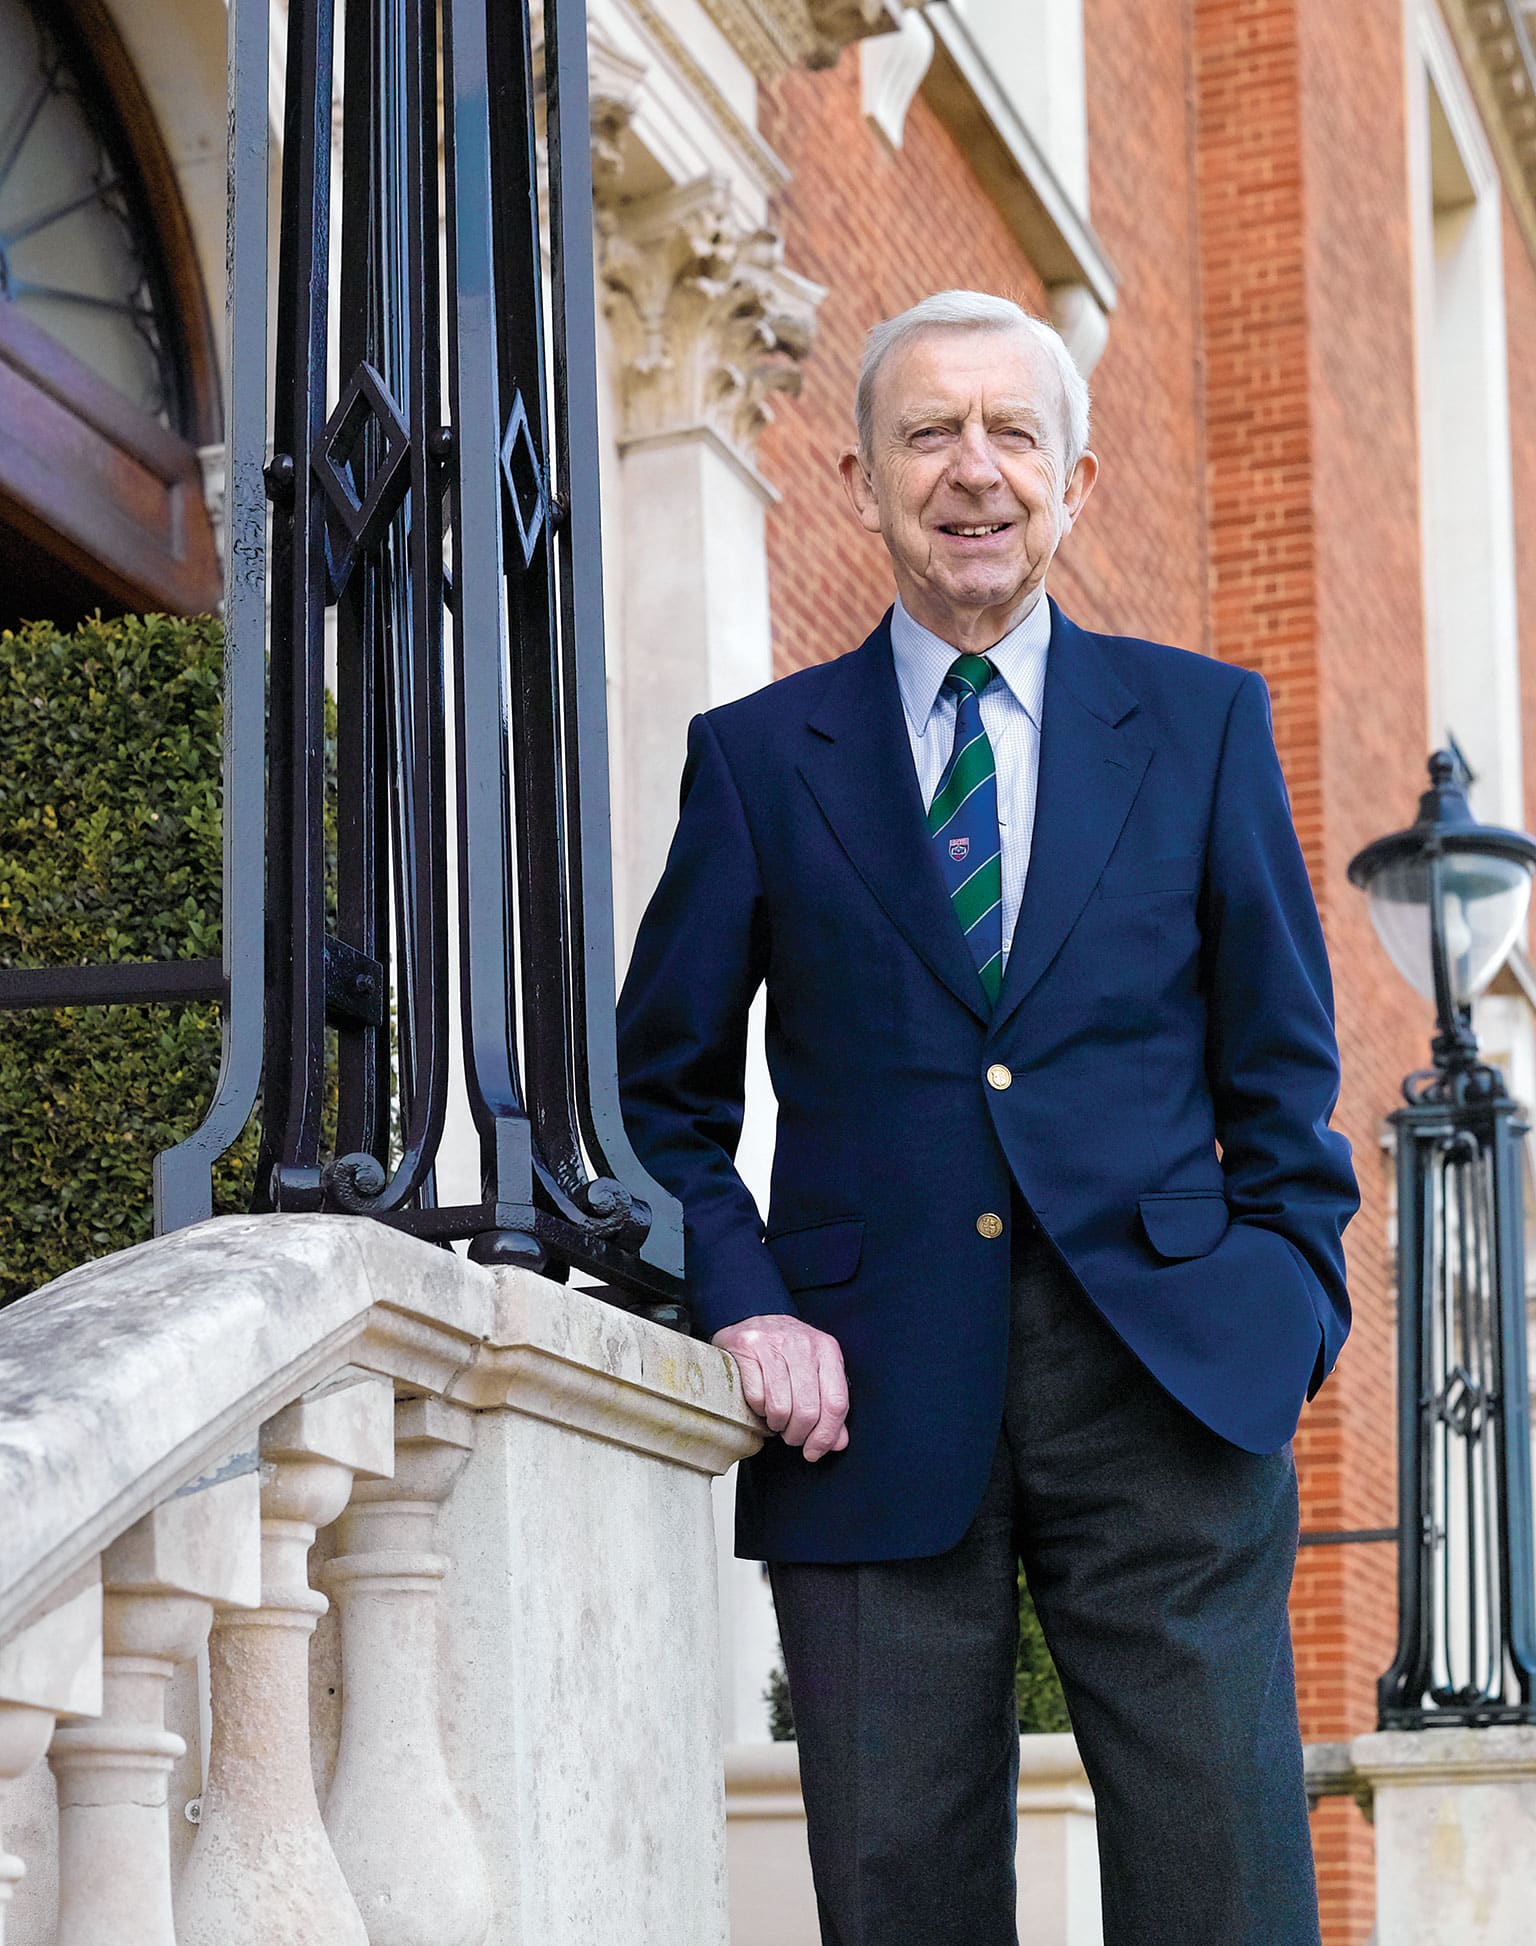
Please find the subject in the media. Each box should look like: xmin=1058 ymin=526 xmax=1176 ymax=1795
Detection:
xmin=1378 ymin=1080 xmax=1536 ymax=1727
xmin=0 ymin=0 xmax=686 ymax=1323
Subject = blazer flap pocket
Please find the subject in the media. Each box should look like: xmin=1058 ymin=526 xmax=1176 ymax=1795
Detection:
xmin=765 ymin=1218 xmax=865 ymax=1291
xmin=1098 ymin=853 xmax=1202 ymax=898
xmin=1139 ymin=1192 xmax=1229 ymax=1260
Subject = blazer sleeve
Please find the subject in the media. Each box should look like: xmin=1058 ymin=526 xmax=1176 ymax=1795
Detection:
xmin=617 ymin=711 xmax=799 ymax=1338
xmin=1200 ymin=670 xmax=1360 ymax=1393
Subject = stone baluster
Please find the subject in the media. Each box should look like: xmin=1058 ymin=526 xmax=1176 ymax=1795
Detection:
xmin=321 ymin=1396 xmax=492 ymax=1946
xmin=48 ymin=1467 xmax=260 ymax=1946
xmin=0 ymin=1711 xmax=52 ymax=1946
xmin=0 ymin=1574 xmax=102 ymax=1946
xmin=176 ymin=1371 xmax=394 ymax=1946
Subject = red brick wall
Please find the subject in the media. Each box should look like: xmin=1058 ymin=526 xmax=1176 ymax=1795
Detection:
xmin=1070 ymin=0 xmax=1208 ymax=652
xmin=1187 ymin=0 xmax=1319 ymax=876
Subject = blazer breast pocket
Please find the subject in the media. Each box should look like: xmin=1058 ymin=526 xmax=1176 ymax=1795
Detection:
xmin=765 ymin=1217 xmax=865 ymax=1292
xmin=1095 ymin=853 xmax=1203 ymax=900
xmin=1081 ymin=853 xmax=1201 ymax=1009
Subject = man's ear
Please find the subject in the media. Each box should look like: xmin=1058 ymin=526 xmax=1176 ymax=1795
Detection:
xmin=837 ymin=446 xmax=885 ymax=536
xmin=1061 ymin=449 xmax=1099 ymax=533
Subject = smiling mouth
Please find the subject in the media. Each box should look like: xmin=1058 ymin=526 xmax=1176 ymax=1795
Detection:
xmin=937 ymin=521 xmax=1013 ymax=537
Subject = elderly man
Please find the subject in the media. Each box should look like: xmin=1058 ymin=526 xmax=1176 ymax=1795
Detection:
xmin=617 ymin=291 xmax=1357 ymax=1946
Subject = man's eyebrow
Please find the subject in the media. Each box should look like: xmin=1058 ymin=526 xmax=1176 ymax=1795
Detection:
xmin=891 ymin=401 xmax=1050 ymax=432
xmin=987 ymin=402 xmax=1049 ymax=428
xmin=893 ymin=403 xmax=962 ymax=430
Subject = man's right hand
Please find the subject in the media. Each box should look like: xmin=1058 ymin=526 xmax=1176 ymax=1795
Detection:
xmin=711 ymin=1316 xmax=850 ymax=1462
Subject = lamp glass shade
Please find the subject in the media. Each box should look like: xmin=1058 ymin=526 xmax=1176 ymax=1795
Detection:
xmin=1365 ymin=851 xmax=1533 ymax=1009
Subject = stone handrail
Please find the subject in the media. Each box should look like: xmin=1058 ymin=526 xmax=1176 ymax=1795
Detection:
xmin=0 ymin=1214 xmax=761 ymax=1946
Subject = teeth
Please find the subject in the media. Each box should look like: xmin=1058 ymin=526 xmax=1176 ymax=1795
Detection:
xmin=948 ymin=524 xmax=1006 ymax=536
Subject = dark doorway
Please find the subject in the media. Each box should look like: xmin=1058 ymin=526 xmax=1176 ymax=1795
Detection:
xmin=0 ymin=517 xmax=128 ymax=635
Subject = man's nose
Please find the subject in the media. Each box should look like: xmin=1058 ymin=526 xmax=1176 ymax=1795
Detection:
xmin=948 ymin=424 xmax=1003 ymax=490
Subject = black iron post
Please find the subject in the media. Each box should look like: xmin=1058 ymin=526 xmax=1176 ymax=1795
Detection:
xmin=1350 ymin=753 xmax=1536 ymax=1727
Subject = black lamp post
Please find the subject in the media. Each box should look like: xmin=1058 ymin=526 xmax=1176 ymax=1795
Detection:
xmin=1349 ymin=752 xmax=1536 ymax=1727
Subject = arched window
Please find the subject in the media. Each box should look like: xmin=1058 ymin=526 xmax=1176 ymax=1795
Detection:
xmin=0 ymin=0 xmax=221 ymax=627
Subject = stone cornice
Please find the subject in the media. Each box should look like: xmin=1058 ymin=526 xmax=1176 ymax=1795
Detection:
xmin=1443 ymin=0 xmax=1536 ymax=268
xmin=692 ymin=0 xmax=921 ymax=82
xmin=617 ymin=0 xmax=790 ymax=200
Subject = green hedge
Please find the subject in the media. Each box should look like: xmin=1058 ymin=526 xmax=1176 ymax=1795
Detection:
xmin=0 ymin=613 xmax=257 ymax=1303
xmin=765 ymin=1568 xmax=1069 ymax=1738
xmin=1015 ymin=1569 xmax=1071 ymax=1734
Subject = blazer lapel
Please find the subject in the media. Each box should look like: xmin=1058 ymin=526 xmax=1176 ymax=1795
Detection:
xmin=990 ymin=603 xmax=1152 ymax=1035
xmin=797 ymin=615 xmax=992 ymax=1024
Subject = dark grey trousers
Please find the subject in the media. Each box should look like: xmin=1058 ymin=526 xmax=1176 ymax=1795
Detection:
xmin=768 ymin=1210 xmax=1319 ymax=1946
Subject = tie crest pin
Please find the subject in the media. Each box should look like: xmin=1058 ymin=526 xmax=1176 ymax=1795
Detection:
xmin=949 ymin=836 xmax=969 ymax=861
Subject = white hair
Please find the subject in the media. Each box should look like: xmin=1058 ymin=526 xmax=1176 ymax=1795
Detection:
xmin=855 ymin=291 xmax=1091 ymax=468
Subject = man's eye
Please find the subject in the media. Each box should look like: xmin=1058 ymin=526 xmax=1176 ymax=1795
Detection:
xmin=911 ymin=427 xmax=946 ymax=443
xmin=997 ymin=427 xmax=1035 ymax=443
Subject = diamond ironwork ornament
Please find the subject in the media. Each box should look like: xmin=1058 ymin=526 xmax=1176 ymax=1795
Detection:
xmin=500 ymin=386 xmax=548 ymax=566
xmin=313 ymin=360 xmax=412 ymax=593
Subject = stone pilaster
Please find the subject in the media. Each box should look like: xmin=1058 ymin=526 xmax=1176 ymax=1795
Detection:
xmin=436 ymin=1267 xmax=762 ymax=1946
xmin=597 ymin=173 xmax=822 ymax=941
xmin=1351 ymin=1728 xmax=1536 ymax=1946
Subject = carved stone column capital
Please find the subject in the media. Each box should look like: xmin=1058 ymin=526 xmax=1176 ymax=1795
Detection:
xmin=599 ymin=176 xmax=823 ymax=475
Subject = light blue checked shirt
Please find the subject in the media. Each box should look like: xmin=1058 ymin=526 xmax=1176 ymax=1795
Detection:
xmin=890 ymin=591 xmax=1050 ymax=969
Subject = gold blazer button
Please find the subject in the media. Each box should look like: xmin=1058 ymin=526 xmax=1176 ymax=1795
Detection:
xmin=986 ymin=1063 xmax=1013 ymax=1090
xmin=976 ymin=1211 xmax=1004 ymax=1239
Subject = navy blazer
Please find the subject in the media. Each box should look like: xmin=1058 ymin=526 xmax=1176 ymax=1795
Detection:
xmin=617 ymin=603 xmax=1358 ymax=1563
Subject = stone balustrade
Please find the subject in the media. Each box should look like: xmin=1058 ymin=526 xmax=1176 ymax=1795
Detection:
xmin=0 ymin=1214 xmax=762 ymax=1946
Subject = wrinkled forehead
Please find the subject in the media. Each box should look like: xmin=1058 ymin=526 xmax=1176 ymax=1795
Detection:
xmin=870 ymin=323 xmax=1069 ymax=444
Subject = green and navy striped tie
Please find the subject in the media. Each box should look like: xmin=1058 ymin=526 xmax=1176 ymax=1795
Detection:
xmin=929 ymin=654 xmax=1003 ymax=1005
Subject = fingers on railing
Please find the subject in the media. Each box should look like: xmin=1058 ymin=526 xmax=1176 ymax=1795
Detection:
xmin=1 ymin=1375 xmax=492 ymax=1946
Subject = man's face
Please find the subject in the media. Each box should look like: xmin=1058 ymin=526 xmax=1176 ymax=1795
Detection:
xmin=837 ymin=325 xmax=1097 ymax=647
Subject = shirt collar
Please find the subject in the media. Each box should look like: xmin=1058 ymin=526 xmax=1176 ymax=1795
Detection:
xmin=890 ymin=592 xmax=1051 ymax=740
